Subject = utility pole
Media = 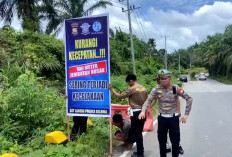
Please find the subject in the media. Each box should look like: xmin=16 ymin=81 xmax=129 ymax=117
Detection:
xmin=161 ymin=35 xmax=170 ymax=70
xmin=120 ymin=0 xmax=140 ymax=74
xmin=189 ymin=53 xmax=192 ymax=68
xmin=179 ymin=53 xmax=180 ymax=73
xmin=190 ymin=58 xmax=192 ymax=68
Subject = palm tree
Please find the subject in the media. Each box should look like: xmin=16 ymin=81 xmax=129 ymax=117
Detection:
xmin=0 ymin=0 xmax=41 ymax=31
xmin=147 ymin=38 xmax=156 ymax=58
xmin=44 ymin=0 xmax=112 ymax=34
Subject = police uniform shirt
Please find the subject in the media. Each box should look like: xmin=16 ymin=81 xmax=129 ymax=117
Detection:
xmin=142 ymin=84 xmax=193 ymax=115
xmin=117 ymin=83 xmax=148 ymax=109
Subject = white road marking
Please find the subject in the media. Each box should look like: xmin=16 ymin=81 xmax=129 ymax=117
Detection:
xmin=198 ymin=81 xmax=217 ymax=92
xmin=119 ymin=119 xmax=158 ymax=157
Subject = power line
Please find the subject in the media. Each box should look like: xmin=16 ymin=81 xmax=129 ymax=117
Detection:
xmin=138 ymin=0 xmax=153 ymax=23
xmin=110 ymin=12 xmax=140 ymax=37
xmin=110 ymin=0 xmax=126 ymax=8
xmin=137 ymin=0 xmax=162 ymax=37
xmin=132 ymin=11 xmax=146 ymax=40
xmin=136 ymin=11 xmax=162 ymax=37
xmin=110 ymin=0 xmax=126 ymax=5
xmin=111 ymin=24 xmax=129 ymax=30
xmin=134 ymin=9 xmax=147 ymax=41
xmin=111 ymin=4 xmax=123 ymax=9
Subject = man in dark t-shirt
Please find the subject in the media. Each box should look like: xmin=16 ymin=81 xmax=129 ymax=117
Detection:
xmin=113 ymin=114 xmax=133 ymax=149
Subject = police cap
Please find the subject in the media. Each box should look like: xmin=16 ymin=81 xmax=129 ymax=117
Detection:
xmin=158 ymin=69 xmax=171 ymax=77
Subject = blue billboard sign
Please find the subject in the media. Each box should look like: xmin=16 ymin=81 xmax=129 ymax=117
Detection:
xmin=65 ymin=14 xmax=110 ymax=117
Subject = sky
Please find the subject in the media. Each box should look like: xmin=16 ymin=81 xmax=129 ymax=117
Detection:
xmin=93 ymin=0 xmax=232 ymax=52
xmin=1 ymin=0 xmax=232 ymax=53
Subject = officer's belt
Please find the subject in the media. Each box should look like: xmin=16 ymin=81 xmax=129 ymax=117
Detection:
xmin=159 ymin=113 xmax=179 ymax=118
xmin=131 ymin=109 xmax=141 ymax=112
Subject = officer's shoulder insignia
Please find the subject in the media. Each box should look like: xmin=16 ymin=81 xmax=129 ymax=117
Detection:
xmin=178 ymin=88 xmax=184 ymax=94
xmin=136 ymin=87 xmax=146 ymax=92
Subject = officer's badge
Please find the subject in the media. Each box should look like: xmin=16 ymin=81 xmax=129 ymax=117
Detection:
xmin=71 ymin=23 xmax=79 ymax=36
xmin=161 ymin=70 xmax=164 ymax=76
xmin=157 ymin=90 xmax=162 ymax=93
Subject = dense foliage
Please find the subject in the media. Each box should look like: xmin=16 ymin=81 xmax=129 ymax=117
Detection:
xmin=168 ymin=24 xmax=232 ymax=79
xmin=0 ymin=27 xmax=65 ymax=89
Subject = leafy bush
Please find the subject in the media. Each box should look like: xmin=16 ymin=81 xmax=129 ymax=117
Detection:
xmin=0 ymin=135 xmax=15 ymax=154
xmin=0 ymin=71 xmax=66 ymax=143
xmin=0 ymin=72 xmax=110 ymax=156
xmin=186 ymin=67 xmax=207 ymax=80
xmin=0 ymin=28 xmax=65 ymax=89
xmin=110 ymin=75 xmax=129 ymax=104
xmin=190 ymin=71 xmax=196 ymax=80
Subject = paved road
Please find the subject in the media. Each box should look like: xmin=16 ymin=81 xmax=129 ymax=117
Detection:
xmin=113 ymin=79 xmax=232 ymax=157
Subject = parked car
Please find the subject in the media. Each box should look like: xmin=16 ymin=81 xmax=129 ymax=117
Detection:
xmin=199 ymin=73 xmax=207 ymax=80
xmin=179 ymin=75 xmax=188 ymax=82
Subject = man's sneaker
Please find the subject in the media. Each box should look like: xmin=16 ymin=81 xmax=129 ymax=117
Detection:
xmin=166 ymin=147 xmax=171 ymax=153
xmin=166 ymin=143 xmax=171 ymax=153
xmin=70 ymin=134 xmax=77 ymax=141
xmin=125 ymin=143 xmax=133 ymax=149
xmin=179 ymin=146 xmax=184 ymax=154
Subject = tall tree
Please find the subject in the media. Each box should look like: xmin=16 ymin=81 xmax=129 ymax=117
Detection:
xmin=44 ymin=0 xmax=112 ymax=34
xmin=147 ymin=38 xmax=157 ymax=58
xmin=156 ymin=49 xmax=165 ymax=64
xmin=0 ymin=0 xmax=41 ymax=31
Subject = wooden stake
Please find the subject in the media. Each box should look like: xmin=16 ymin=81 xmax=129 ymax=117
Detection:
xmin=109 ymin=118 xmax=113 ymax=157
xmin=67 ymin=116 xmax=70 ymax=141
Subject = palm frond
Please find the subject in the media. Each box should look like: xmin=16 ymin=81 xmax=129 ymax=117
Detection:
xmin=83 ymin=0 xmax=112 ymax=16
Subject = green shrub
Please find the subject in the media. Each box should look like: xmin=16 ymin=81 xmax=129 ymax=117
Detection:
xmin=110 ymin=75 xmax=129 ymax=104
xmin=0 ymin=72 xmax=66 ymax=143
xmin=190 ymin=71 xmax=196 ymax=80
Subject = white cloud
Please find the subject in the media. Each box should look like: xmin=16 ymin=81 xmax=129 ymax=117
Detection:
xmin=93 ymin=1 xmax=232 ymax=53
xmin=151 ymin=1 xmax=232 ymax=52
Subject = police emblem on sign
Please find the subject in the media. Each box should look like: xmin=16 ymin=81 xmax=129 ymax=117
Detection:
xmin=71 ymin=23 xmax=78 ymax=36
xmin=80 ymin=23 xmax=91 ymax=35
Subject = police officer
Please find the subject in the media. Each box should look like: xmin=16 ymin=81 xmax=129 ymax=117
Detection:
xmin=139 ymin=69 xmax=193 ymax=157
xmin=109 ymin=74 xmax=147 ymax=157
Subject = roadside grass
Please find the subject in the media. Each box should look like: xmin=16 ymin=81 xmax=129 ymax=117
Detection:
xmin=211 ymin=76 xmax=232 ymax=85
